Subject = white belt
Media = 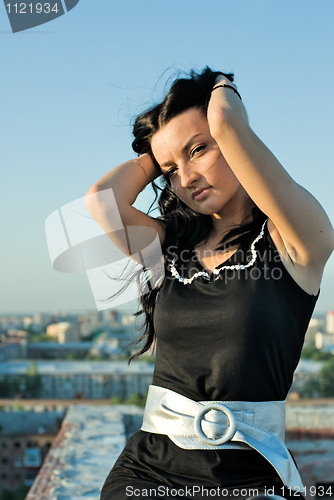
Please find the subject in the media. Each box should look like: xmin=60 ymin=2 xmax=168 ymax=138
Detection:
xmin=141 ymin=385 xmax=304 ymax=491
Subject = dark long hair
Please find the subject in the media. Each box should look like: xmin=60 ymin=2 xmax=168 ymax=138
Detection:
xmin=129 ymin=67 xmax=266 ymax=361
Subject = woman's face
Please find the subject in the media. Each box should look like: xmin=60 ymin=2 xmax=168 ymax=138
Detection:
xmin=151 ymin=107 xmax=249 ymax=220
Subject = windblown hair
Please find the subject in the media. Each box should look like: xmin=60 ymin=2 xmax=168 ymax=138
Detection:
xmin=129 ymin=67 xmax=266 ymax=361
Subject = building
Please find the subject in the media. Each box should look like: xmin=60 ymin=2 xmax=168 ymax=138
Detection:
xmin=101 ymin=309 xmax=119 ymax=326
xmin=326 ymin=311 xmax=334 ymax=334
xmin=0 ymin=316 xmax=24 ymax=334
xmin=94 ymin=331 xmax=137 ymax=351
xmin=27 ymin=341 xmax=94 ymax=360
xmin=4 ymin=329 xmax=28 ymax=339
xmin=315 ymin=331 xmax=334 ymax=349
xmin=78 ymin=310 xmax=102 ymax=338
xmin=0 ymin=409 xmax=65 ymax=492
xmin=0 ymin=361 xmax=154 ymax=399
xmin=304 ymin=317 xmax=322 ymax=344
xmin=46 ymin=322 xmax=81 ymax=343
xmin=0 ymin=338 xmax=27 ymax=361
xmin=32 ymin=313 xmax=52 ymax=331
xmin=0 ymin=329 xmax=29 ymax=361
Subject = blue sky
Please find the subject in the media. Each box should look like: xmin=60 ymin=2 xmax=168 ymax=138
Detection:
xmin=1 ymin=0 xmax=333 ymax=315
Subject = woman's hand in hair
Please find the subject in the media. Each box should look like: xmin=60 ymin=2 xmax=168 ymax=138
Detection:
xmin=213 ymin=74 xmax=239 ymax=91
xmin=207 ymin=75 xmax=248 ymax=139
xmin=85 ymin=153 xmax=165 ymax=254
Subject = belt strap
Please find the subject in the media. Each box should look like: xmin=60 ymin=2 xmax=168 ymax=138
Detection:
xmin=141 ymin=385 xmax=304 ymax=491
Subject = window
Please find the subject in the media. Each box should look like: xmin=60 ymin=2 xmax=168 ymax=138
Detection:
xmin=24 ymin=448 xmax=41 ymax=467
xmin=26 ymin=440 xmax=38 ymax=448
xmin=25 ymin=471 xmax=38 ymax=486
xmin=13 ymin=457 xmax=22 ymax=467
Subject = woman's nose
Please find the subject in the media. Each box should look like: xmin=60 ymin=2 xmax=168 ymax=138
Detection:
xmin=179 ymin=166 xmax=200 ymax=188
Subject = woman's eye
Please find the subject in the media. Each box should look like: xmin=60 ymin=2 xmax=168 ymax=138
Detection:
xmin=165 ymin=167 xmax=178 ymax=178
xmin=190 ymin=145 xmax=206 ymax=157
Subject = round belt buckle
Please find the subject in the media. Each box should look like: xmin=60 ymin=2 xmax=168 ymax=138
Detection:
xmin=194 ymin=403 xmax=237 ymax=446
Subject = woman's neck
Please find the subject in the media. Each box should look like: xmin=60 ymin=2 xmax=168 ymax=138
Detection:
xmin=210 ymin=196 xmax=255 ymax=241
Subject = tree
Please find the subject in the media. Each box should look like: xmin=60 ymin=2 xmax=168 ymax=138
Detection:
xmin=0 ymin=485 xmax=30 ymax=500
xmin=318 ymin=358 xmax=334 ymax=397
xmin=110 ymin=395 xmax=123 ymax=405
xmin=66 ymin=352 xmax=80 ymax=360
xmin=29 ymin=332 xmax=53 ymax=343
xmin=125 ymin=392 xmax=147 ymax=407
xmin=0 ymin=376 xmax=20 ymax=398
xmin=301 ymin=357 xmax=334 ymax=398
xmin=301 ymin=345 xmax=333 ymax=361
xmin=26 ymin=360 xmax=38 ymax=376
xmin=300 ymin=378 xmax=320 ymax=399
xmin=25 ymin=361 xmax=41 ymax=397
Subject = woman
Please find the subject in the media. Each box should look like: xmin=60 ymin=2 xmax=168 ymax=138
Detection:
xmin=85 ymin=68 xmax=333 ymax=499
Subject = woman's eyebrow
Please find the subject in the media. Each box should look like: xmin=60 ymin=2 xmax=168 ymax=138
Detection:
xmin=160 ymin=134 xmax=204 ymax=169
xmin=160 ymin=160 xmax=176 ymax=169
xmin=181 ymin=134 xmax=204 ymax=154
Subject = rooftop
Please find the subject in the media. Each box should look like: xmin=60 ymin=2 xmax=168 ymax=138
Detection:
xmin=28 ymin=342 xmax=94 ymax=349
xmin=25 ymin=404 xmax=144 ymax=500
xmin=0 ymin=410 xmax=65 ymax=436
xmin=0 ymin=360 xmax=155 ymax=375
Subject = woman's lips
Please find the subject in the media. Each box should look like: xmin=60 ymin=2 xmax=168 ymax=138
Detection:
xmin=193 ymin=187 xmax=211 ymax=201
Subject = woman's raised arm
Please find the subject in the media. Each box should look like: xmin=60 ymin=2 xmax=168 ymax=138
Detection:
xmin=207 ymin=76 xmax=334 ymax=290
xmin=85 ymin=154 xmax=165 ymax=257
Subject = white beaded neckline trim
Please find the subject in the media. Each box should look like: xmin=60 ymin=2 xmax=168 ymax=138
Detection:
xmin=168 ymin=219 xmax=268 ymax=285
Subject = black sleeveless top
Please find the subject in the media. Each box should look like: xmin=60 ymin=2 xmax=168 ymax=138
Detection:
xmin=102 ymin=221 xmax=319 ymax=498
xmin=153 ymin=220 xmax=318 ymax=402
